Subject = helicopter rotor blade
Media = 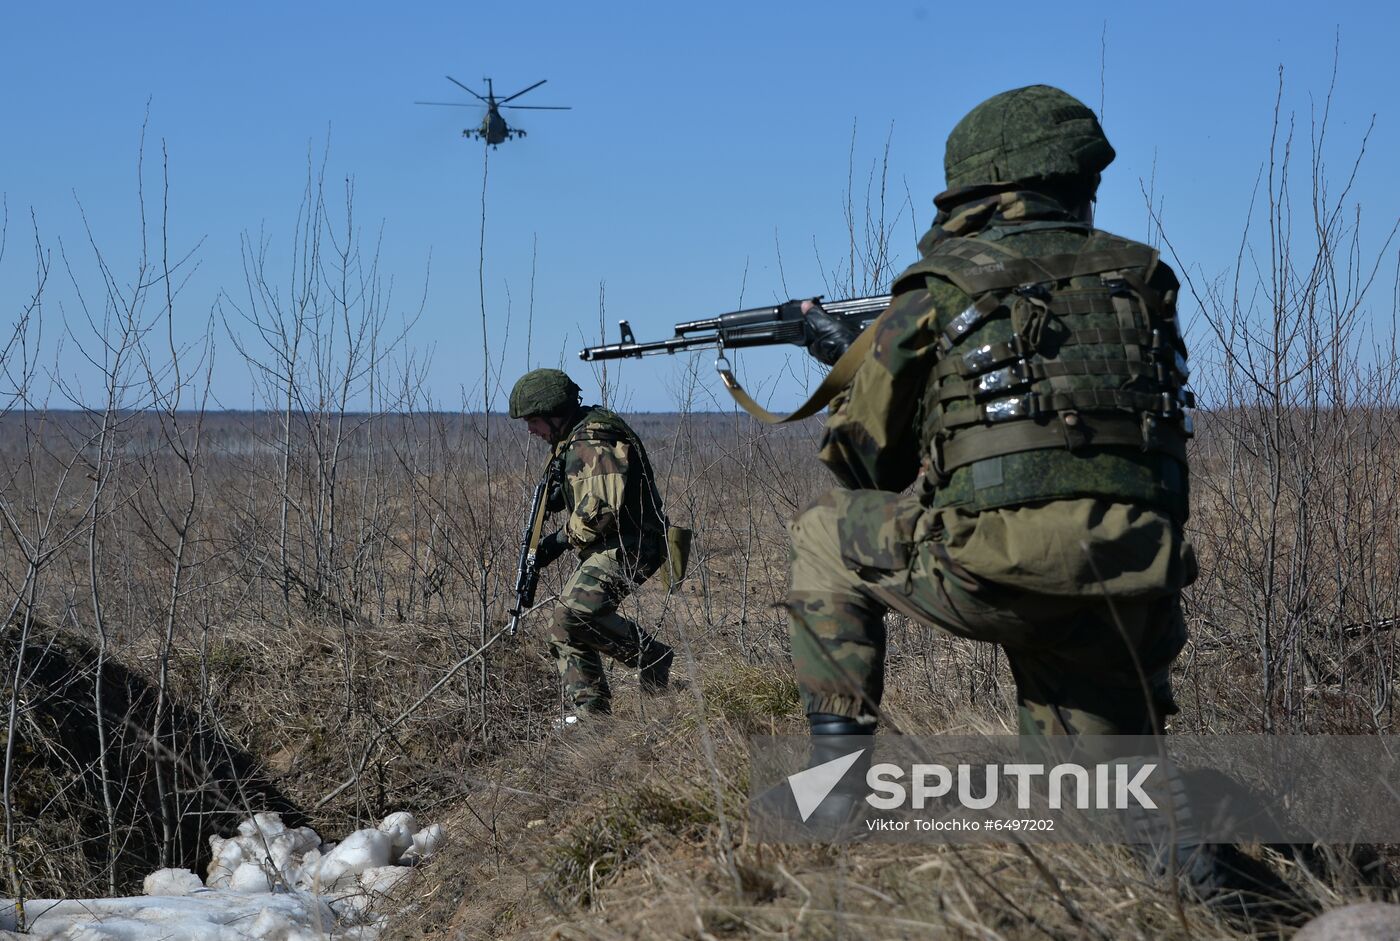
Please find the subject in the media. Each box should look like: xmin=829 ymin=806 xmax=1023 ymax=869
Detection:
xmin=415 ymin=101 xmax=485 ymax=107
xmin=501 ymin=105 xmax=572 ymax=111
xmin=497 ymin=79 xmax=548 ymax=105
xmin=445 ymin=75 xmax=489 ymax=102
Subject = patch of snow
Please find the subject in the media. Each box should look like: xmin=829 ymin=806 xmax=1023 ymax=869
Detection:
xmin=377 ymin=812 xmax=419 ymax=856
xmin=404 ymin=824 xmax=444 ymax=863
xmin=3 ymin=812 xmax=442 ymax=940
xmin=304 ymin=828 xmax=393 ymax=890
xmin=142 ymin=868 xmax=203 ymax=897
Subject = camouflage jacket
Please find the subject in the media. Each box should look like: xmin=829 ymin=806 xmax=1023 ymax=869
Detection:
xmin=820 ymin=189 xmax=1186 ymax=495
xmin=556 ymin=406 xmax=667 ymax=556
xmin=818 ymin=189 xmax=1195 ymax=594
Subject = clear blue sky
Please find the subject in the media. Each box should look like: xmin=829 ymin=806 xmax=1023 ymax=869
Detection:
xmin=3 ymin=1 xmax=1397 ymax=411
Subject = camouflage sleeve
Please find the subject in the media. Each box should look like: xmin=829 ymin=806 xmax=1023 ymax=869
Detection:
xmin=816 ymin=278 xmax=971 ymax=491
xmin=562 ymin=435 xmax=629 ymax=549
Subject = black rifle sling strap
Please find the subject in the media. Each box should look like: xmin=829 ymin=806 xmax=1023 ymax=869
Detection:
xmin=716 ymin=320 xmax=877 ymax=425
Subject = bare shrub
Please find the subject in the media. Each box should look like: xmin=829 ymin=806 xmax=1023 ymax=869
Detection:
xmin=1169 ymin=67 xmax=1400 ymax=734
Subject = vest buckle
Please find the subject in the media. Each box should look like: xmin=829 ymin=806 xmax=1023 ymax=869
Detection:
xmin=928 ymin=434 xmax=950 ymax=483
xmin=1060 ymin=410 xmax=1089 ymax=450
xmin=1101 ymin=276 xmax=1133 ymax=297
xmin=983 ymin=394 xmax=1035 ymax=423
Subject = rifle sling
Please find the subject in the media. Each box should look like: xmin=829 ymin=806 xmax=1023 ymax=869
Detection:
xmin=717 ymin=321 xmax=877 ymax=425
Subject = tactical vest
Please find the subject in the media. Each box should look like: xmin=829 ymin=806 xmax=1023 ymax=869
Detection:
xmin=896 ymin=227 xmax=1194 ymax=518
xmin=563 ymin=407 xmax=668 ymax=547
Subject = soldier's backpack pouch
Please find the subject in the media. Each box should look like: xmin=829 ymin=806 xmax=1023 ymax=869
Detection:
xmin=660 ymin=525 xmax=693 ymax=589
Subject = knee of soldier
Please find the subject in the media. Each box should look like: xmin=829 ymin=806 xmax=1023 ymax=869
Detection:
xmin=789 ymin=490 xmax=860 ymax=595
xmin=789 ymin=490 xmax=848 ymax=567
xmin=551 ymin=602 xmax=589 ymax=639
xmin=546 ymin=637 xmax=570 ymax=665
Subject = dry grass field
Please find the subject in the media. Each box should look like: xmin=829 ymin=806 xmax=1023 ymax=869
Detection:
xmin=2 ymin=402 xmax=1399 ymax=939
xmin=5 ymin=69 xmax=1399 ymax=938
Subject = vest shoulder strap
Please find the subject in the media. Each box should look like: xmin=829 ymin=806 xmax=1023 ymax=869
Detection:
xmin=895 ymin=231 xmax=1160 ymax=298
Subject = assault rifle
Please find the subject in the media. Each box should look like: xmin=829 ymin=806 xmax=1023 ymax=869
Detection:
xmin=507 ymin=457 xmax=557 ymax=636
xmin=578 ymin=294 xmax=891 ymax=362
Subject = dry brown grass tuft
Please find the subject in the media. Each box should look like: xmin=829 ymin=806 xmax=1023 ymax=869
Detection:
xmin=6 ymin=410 xmax=1400 ymax=937
xmin=392 ymin=684 xmax=1363 ymax=941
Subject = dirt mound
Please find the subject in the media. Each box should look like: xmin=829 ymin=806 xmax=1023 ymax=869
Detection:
xmin=4 ymin=616 xmax=302 ymax=897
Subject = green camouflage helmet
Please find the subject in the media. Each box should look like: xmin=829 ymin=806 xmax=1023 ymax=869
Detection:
xmin=509 ymin=368 xmax=581 ymax=419
xmin=944 ymin=85 xmax=1115 ymax=189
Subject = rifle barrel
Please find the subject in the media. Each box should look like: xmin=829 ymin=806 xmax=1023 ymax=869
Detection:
xmin=579 ymin=334 xmax=719 ymax=361
xmin=578 ymin=294 xmax=892 ymax=362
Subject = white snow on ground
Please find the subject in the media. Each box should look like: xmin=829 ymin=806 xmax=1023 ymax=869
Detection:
xmin=2 ymin=811 xmax=445 ymax=940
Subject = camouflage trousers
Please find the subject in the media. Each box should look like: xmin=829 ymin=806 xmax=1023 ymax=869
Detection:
xmin=787 ymin=489 xmax=1185 ymax=736
xmin=549 ymin=547 xmax=669 ymax=714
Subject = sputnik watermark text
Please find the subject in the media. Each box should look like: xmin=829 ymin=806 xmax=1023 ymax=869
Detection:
xmin=866 ymin=761 xmax=1156 ymax=810
xmin=750 ymin=735 xmax=1400 ymax=844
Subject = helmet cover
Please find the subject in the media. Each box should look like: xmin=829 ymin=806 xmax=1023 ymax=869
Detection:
xmin=945 ymin=85 xmax=1115 ymax=190
xmin=508 ymin=369 xmax=581 ymax=419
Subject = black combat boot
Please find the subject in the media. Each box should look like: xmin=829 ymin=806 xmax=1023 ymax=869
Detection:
xmin=748 ymin=713 xmax=876 ymax=841
xmin=1123 ymin=764 xmax=1312 ymax=930
xmin=638 ymin=646 xmax=674 ymax=695
xmin=799 ymin=713 xmax=877 ymax=834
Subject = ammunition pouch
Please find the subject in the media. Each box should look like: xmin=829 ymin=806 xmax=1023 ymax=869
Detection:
xmin=901 ymin=230 xmax=1195 ymax=515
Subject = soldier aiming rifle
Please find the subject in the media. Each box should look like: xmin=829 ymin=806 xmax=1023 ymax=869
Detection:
xmin=580 ymin=85 xmax=1293 ymax=916
xmin=778 ymin=85 xmax=1296 ymax=915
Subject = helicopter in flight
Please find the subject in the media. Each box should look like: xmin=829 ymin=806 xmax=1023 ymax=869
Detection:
xmin=415 ymin=77 xmax=571 ymax=146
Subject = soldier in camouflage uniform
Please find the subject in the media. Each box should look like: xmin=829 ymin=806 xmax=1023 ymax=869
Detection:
xmin=508 ymin=369 xmax=674 ymax=719
xmin=780 ymin=89 xmax=1300 ymax=916
xmin=782 ymin=80 xmax=1212 ymax=882
xmin=789 ymin=85 xmax=1195 ymax=743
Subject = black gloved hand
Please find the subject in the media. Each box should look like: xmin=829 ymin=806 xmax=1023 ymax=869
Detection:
xmin=534 ymin=529 xmax=570 ymax=569
xmin=544 ymin=454 xmax=567 ymax=513
xmin=800 ymin=301 xmax=859 ymax=366
xmin=545 ymin=479 xmax=566 ymax=514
